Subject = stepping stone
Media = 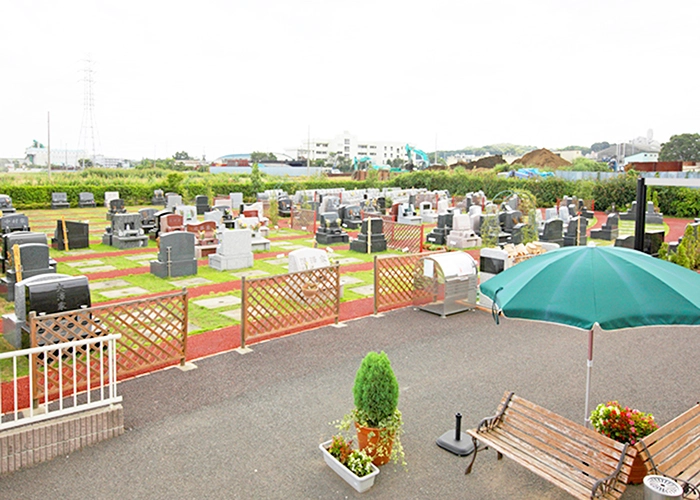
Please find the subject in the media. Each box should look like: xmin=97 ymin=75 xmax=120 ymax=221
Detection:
xmin=188 ymin=323 xmax=199 ymax=333
xmin=265 ymin=258 xmax=288 ymax=266
xmin=284 ymin=244 xmax=307 ymax=250
xmin=340 ymin=276 xmax=364 ymax=286
xmin=335 ymin=257 xmax=362 ymax=265
xmin=125 ymin=253 xmax=158 ymax=261
xmin=79 ymin=265 xmax=117 ymax=273
xmin=273 ymin=242 xmax=295 ymax=248
xmin=231 ymin=270 xmax=269 ymax=279
xmin=67 ymin=249 xmax=95 ymax=255
xmin=170 ymin=277 xmax=212 ymax=287
xmin=137 ymin=261 xmax=152 ymax=267
xmin=100 ymin=286 xmax=149 ymax=299
xmin=220 ymin=309 xmax=241 ymax=321
xmin=193 ymin=295 xmax=242 ymax=309
xmin=65 ymin=259 xmax=105 ymax=268
xmin=91 ymin=279 xmax=131 ymax=291
xmin=349 ymin=284 xmax=374 ymax=296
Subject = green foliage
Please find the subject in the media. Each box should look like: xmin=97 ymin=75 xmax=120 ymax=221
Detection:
xmin=352 ymin=351 xmax=399 ymax=427
xmin=250 ymin=151 xmax=278 ymax=162
xmin=591 ymin=142 xmax=611 ymax=153
xmin=440 ymin=143 xmax=536 ymax=157
xmin=591 ymin=174 xmax=637 ymax=212
xmin=559 ymin=157 xmax=610 ymax=172
xmin=667 ymin=223 xmax=700 ymax=270
xmin=173 ymin=151 xmax=191 ymax=160
xmin=659 ymin=133 xmax=700 ymax=161
xmin=590 ymin=401 xmax=658 ymax=444
xmin=249 ymin=163 xmax=263 ymax=198
xmin=267 ymin=195 xmax=279 ymax=227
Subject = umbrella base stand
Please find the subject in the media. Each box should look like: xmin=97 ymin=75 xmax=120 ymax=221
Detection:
xmin=436 ymin=413 xmax=476 ymax=456
xmin=436 ymin=430 xmax=475 ymax=456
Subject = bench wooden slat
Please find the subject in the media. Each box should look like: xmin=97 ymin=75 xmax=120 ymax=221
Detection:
xmin=497 ymin=416 xmax=631 ymax=488
xmin=468 ymin=429 xmax=597 ymax=499
xmin=636 ymin=403 xmax=700 ymax=494
xmin=508 ymin=399 xmax=634 ymax=472
xmin=466 ymin=391 xmax=632 ymax=500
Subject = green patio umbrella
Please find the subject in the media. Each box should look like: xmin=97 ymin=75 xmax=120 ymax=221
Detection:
xmin=480 ymin=245 xmax=700 ymax=424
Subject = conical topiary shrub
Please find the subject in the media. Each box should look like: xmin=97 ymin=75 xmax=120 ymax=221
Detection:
xmin=352 ymin=351 xmax=399 ymax=427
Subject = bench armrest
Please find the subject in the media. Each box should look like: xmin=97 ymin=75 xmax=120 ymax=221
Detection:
xmin=476 ymin=391 xmax=514 ymax=433
xmin=591 ymin=443 xmax=628 ymax=498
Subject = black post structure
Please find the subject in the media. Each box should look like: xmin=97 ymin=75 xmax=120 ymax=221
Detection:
xmin=633 ymin=177 xmax=647 ymax=252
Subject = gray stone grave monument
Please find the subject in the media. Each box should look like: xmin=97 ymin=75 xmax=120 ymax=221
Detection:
xmin=1 ymin=231 xmax=50 ymax=273
xmin=209 ymin=229 xmax=254 ymax=271
xmin=104 ymin=191 xmax=119 ymax=208
xmin=1 ymin=213 xmax=30 ymax=234
xmin=563 ymin=216 xmax=588 ymax=246
xmin=166 ymin=194 xmax=183 ymax=211
xmin=1 ymin=243 xmax=57 ymax=301
xmin=151 ymin=231 xmax=198 ymax=278
xmin=51 ymin=192 xmax=70 ymax=209
xmin=539 ymin=218 xmax=563 ymax=247
xmin=288 ymin=247 xmax=330 ymax=273
xmin=103 ymin=213 xmax=148 ymax=249
xmin=590 ymin=213 xmax=619 ymax=240
xmin=350 ymin=218 xmax=387 ymax=253
xmin=78 ymin=192 xmax=96 ymax=208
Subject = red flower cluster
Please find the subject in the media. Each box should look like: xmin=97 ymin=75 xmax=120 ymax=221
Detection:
xmin=590 ymin=401 xmax=658 ymax=444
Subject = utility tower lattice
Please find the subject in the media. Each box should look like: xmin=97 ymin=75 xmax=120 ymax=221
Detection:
xmin=77 ymin=57 xmax=101 ymax=167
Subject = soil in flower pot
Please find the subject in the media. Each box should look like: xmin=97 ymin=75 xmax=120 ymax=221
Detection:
xmin=356 ymin=423 xmax=394 ymax=466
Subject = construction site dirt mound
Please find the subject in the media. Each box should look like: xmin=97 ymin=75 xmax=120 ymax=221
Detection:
xmin=449 ymin=155 xmax=504 ymax=170
xmin=511 ymin=149 xmax=571 ymax=168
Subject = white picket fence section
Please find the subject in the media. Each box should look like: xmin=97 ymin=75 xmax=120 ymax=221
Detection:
xmin=0 ymin=334 xmax=122 ymax=431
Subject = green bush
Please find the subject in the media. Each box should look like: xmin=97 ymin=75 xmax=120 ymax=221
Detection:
xmin=353 ymin=351 xmax=399 ymax=428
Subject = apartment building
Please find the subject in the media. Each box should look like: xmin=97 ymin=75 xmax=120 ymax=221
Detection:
xmin=291 ymin=131 xmax=409 ymax=165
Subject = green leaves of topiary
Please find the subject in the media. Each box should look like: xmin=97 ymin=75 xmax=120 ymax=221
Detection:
xmin=352 ymin=351 xmax=399 ymax=428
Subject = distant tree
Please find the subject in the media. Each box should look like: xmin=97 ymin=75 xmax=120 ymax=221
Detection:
xmin=560 ymin=145 xmax=592 ymax=155
xmin=251 ymin=152 xmax=277 ymax=162
xmin=559 ymin=157 xmax=610 ymax=172
xmin=78 ymin=158 xmax=93 ymax=168
xmin=590 ymin=142 xmax=611 ymax=153
xmin=659 ymin=133 xmax=700 ymax=162
xmin=313 ymin=159 xmax=325 ymax=167
xmin=250 ymin=162 xmax=263 ymax=195
xmin=388 ymin=158 xmax=405 ymax=170
xmin=173 ymin=151 xmax=191 ymax=160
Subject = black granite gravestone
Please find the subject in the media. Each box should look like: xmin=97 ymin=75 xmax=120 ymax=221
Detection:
xmin=1 ymin=232 xmax=49 ymax=274
xmin=106 ymin=198 xmax=127 ymax=221
xmin=52 ymin=220 xmax=90 ymax=250
xmin=315 ymin=212 xmax=349 ymax=245
xmin=195 ymin=195 xmax=210 ymax=215
xmin=539 ymin=218 xmax=564 ymax=247
xmin=350 ymin=218 xmax=387 ymax=253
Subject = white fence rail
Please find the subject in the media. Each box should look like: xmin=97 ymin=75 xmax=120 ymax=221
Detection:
xmin=0 ymin=334 xmax=122 ymax=431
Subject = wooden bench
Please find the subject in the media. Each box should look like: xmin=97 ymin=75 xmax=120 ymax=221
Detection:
xmin=465 ymin=391 xmax=636 ymax=499
xmin=635 ymin=403 xmax=700 ymax=497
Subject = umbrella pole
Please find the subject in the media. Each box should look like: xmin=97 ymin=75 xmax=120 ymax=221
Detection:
xmin=584 ymin=327 xmax=594 ymax=427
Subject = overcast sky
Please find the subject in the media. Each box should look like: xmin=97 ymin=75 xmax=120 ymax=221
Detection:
xmin=2 ymin=0 xmax=698 ymax=161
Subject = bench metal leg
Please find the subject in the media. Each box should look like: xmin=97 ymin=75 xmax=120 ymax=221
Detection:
xmin=464 ymin=436 xmax=480 ymax=474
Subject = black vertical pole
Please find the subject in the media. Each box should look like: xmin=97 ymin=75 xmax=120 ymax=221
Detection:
xmin=633 ymin=177 xmax=646 ymax=252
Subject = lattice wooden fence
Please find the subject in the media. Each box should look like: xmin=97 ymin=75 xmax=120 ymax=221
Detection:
xmin=382 ymin=220 xmax=424 ymax=254
xmin=373 ymin=251 xmax=444 ymax=314
xmin=241 ymin=265 xmax=340 ymax=347
xmin=29 ymin=290 xmax=188 ymax=402
xmin=290 ymin=207 xmax=316 ymax=233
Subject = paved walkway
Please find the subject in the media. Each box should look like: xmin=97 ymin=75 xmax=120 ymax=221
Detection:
xmin=2 ymin=306 xmax=699 ymax=499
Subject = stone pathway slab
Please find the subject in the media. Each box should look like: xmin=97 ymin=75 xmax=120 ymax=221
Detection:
xmin=348 ymin=284 xmax=374 ymax=296
xmin=126 ymin=254 xmax=158 ymax=261
xmin=339 ymin=276 xmax=364 ymax=286
xmin=170 ymin=277 xmax=212 ymax=287
xmin=79 ymin=265 xmax=117 ymax=273
xmin=65 ymin=259 xmax=105 ymax=268
xmin=231 ymin=270 xmax=269 ymax=279
xmin=335 ymin=257 xmax=362 ymax=265
xmin=100 ymin=286 xmax=149 ymax=299
xmin=220 ymin=309 xmax=241 ymax=321
xmin=91 ymin=279 xmax=131 ymax=291
xmin=193 ymin=295 xmax=241 ymax=309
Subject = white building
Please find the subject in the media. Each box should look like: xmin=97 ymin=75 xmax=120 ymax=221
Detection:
xmin=289 ymin=131 xmax=410 ymax=166
xmin=25 ymin=146 xmax=130 ymax=168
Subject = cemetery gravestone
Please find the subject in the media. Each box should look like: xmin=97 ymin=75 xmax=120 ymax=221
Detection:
xmin=195 ymin=195 xmax=210 ymax=215
xmin=152 ymin=189 xmax=166 ymax=206
xmin=103 ymin=213 xmax=148 ymax=249
xmin=1 ymin=243 xmax=57 ymax=301
xmin=350 ymin=218 xmax=387 ymax=253
xmin=52 ymin=220 xmax=90 ymax=250
xmin=78 ymin=192 xmax=96 ymax=208
xmin=0 ymin=194 xmax=16 ymax=214
xmin=139 ymin=208 xmax=158 ymax=233
xmin=51 ymin=192 xmax=70 ymax=209
xmin=209 ymin=229 xmax=254 ymax=271
xmin=166 ymin=194 xmax=183 ymax=211
xmin=1 ymin=214 xmax=30 ymax=234
xmin=151 ymin=231 xmax=198 ymax=278
xmin=563 ymin=216 xmax=588 ymax=246
xmin=590 ymin=213 xmax=619 ymax=241
xmin=106 ymin=198 xmax=127 ymax=221
xmin=288 ymin=248 xmax=331 ymax=273
xmin=104 ymin=191 xmax=119 ymax=208
xmin=539 ymin=218 xmax=564 ymax=247
xmin=315 ymin=212 xmax=349 ymax=245
xmin=1 ymin=232 xmax=50 ymax=274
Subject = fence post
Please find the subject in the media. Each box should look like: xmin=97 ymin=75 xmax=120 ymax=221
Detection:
xmin=240 ymin=276 xmax=247 ymax=349
xmin=373 ymin=255 xmax=378 ymax=315
xmin=335 ymin=264 xmax=340 ymax=324
xmin=29 ymin=312 xmax=39 ymax=408
xmin=180 ymin=288 xmax=188 ymax=366
xmin=420 ymin=224 xmax=424 ymax=253
xmin=313 ymin=210 xmax=317 ymax=235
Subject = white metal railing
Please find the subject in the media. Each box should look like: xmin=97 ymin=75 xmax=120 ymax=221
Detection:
xmin=0 ymin=334 xmax=122 ymax=431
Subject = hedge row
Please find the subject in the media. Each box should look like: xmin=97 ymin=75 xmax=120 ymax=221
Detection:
xmin=0 ymin=169 xmax=696 ymax=218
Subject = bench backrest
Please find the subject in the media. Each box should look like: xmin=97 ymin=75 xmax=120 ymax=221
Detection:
xmin=635 ymin=403 xmax=700 ymax=487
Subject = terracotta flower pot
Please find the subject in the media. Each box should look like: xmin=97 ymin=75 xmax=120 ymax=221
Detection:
xmin=355 ymin=423 xmax=394 ymax=466
xmin=627 ymin=452 xmax=647 ymax=484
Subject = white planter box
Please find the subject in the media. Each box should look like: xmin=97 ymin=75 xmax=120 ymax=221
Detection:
xmin=319 ymin=440 xmax=380 ymax=493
